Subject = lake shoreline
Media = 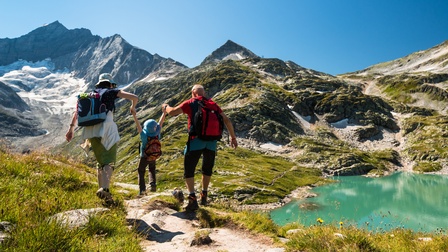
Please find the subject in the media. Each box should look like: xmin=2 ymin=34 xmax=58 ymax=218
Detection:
xmin=235 ymin=186 xmax=318 ymax=212
xmin=268 ymin=171 xmax=448 ymax=233
xmin=238 ymin=166 xmax=448 ymax=213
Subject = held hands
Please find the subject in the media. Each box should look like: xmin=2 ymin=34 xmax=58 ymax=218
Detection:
xmin=162 ymin=103 xmax=169 ymax=115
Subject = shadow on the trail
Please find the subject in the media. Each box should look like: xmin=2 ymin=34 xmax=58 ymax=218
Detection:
xmin=127 ymin=218 xmax=185 ymax=242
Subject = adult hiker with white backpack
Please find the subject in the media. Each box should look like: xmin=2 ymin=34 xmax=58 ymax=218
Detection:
xmin=65 ymin=73 xmax=138 ymax=205
xmin=163 ymin=84 xmax=238 ymax=212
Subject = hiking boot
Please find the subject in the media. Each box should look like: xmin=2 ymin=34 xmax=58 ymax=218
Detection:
xmin=139 ymin=190 xmax=146 ymax=196
xmin=200 ymin=191 xmax=207 ymax=205
xmin=96 ymin=188 xmax=112 ymax=200
xmin=103 ymin=197 xmax=116 ymax=207
xmin=150 ymin=184 xmax=157 ymax=192
xmin=185 ymin=195 xmax=199 ymax=212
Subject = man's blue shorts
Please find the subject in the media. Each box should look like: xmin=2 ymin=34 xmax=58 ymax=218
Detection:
xmin=184 ymin=138 xmax=217 ymax=154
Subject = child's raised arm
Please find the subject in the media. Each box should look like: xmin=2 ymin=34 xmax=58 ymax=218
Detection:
xmin=159 ymin=105 xmax=167 ymax=128
xmin=158 ymin=112 xmax=166 ymax=129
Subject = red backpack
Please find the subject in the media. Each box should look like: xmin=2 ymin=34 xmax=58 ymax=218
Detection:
xmin=189 ymin=98 xmax=224 ymax=141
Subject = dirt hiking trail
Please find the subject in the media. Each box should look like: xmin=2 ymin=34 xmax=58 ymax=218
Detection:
xmin=124 ymin=191 xmax=285 ymax=252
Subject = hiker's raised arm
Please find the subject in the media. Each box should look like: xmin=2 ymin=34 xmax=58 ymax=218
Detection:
xmin=65 ymin=111 xmax=78 ymax=142
xmin=221 ymin=112 xmax=238 ymax=149
xmin=163 ymin=103 xmax=183 ymax=116
xmin=132 ymin=112 xmax=143 ymax=133
xmin=117 ymin=90 xmax=138 ymax=115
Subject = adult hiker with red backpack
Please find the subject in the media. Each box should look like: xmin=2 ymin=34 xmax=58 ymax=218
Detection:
xmin=163 ymin=84 xmax=238 ymax=212
xmin=131 ymin=106 xmax=166 ymax=195
xmin=65 ymin=73 xmax=138 ymax=205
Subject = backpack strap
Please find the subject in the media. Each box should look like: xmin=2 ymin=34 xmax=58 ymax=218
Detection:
xmin=187 ymin=98 xmax=204 ymax=152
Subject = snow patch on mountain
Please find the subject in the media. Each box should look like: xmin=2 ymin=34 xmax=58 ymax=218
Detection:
xmin=223 ymin=52 xmax=245 ymax=61
xmin=260 ymin=142 xmax=283 ymax=151
xmin=0 ymin=59 xmax=87 ymax=114
xmin=0 ymin=59 xmax=88 ymax=151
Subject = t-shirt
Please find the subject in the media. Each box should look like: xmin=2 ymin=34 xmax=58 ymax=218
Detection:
xmin=99 ymin=88 xmax=120 ymax=111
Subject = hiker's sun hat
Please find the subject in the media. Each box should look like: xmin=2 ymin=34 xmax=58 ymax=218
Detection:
xmin=143 ymin=119 xmax=161 ymax=137
xmin=96 ymin=73 xmax=114 ymax=86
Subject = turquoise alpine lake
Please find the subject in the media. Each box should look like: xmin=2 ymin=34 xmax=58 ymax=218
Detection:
xmin=270 ymin=172 xmax=448 ymax=233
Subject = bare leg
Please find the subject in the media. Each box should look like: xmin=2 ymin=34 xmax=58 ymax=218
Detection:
xmin=185 ymin=177 xmax=195 ymax=194
xmin=202 ymin=175 xmax=211 ymax=191
xmin=96 ymin=164 xmax=114 ymax=202
xmin=97 ymin=168 xmax=103 ymax=188
xmin=98 ymin=164 xmax=113 ymax=189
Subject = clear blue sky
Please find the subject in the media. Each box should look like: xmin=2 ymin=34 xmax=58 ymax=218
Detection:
xmin=1 ymin=0 xmax=447 ymax=75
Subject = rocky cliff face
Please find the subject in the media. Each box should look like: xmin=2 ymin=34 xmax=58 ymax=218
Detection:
xmin=0 ymin=82 xmax=47 ymax=138
xmin=0 ymin=81 xmax=29 ymax=111
xmin=340 ymin=39 xmax=448 ymax=175
xmin=0 ymin=81 xmax=44 ymax=138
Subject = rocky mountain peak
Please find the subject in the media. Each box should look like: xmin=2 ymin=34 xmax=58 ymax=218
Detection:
xmin=28 ymin=21 xmax=68 ymax=35
xmin=200 ymin=40 xmax=259 ymax=65
xmin=0 ymin=21 xmax=96 ymax=66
